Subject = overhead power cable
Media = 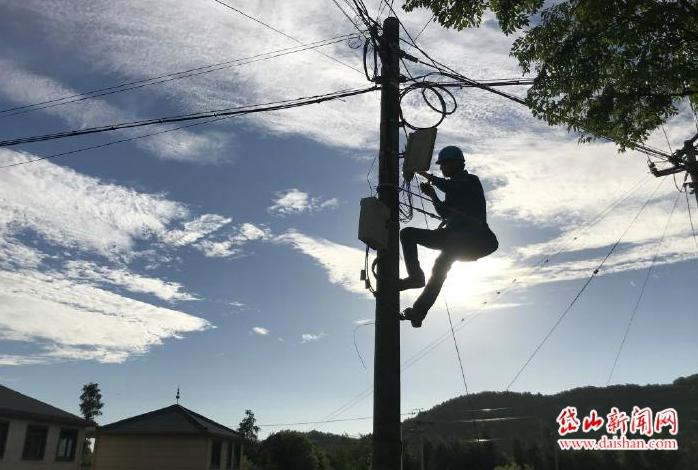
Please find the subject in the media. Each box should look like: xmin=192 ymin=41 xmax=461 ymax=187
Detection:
xmin=261 ymin=411 xmax=416 ymax=428
xmin=505 ymin=179 xmax=667 ymax=391
xmin=414 ymin=14 xmax=436 ymax=42
xmin=212 ymin=0 xmax=363 ymax=74
xmin=316 ymin=174 xmax=653 ymax=426
xmin=263 ymin=410 xmax=525 ymax=429
xmin=686 ymin=188 xmax=698 ymax=254
xmin=0 ymin=86 xmax=379 ymax=147
xmin=396 ymin=32 xmax=672 ymax=160
xmin=416 ymin=181 xmax=480 ymax=441
xmin=0 ymin=115 xmax=233 ymax=169
xmin=397 ymin=174 xmax=653 ymax=374
xmin=606 ymin=190 xmax=682 ymax=385
xmin=0 ymin=34 xmax=359 ymax=119
xmin=377 ymin=3 xmax=670 ymax=160
xmin=328 ymin=0 xmax=366 ymax=36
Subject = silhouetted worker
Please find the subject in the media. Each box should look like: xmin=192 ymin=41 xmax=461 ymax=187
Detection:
xmin=400 ymin=146 xmax=498 ymax=327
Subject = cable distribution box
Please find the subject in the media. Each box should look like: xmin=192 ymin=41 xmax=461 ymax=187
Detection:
xmin=403 ymin=127 xmax=437 ymax=178
xmin=358 ymin=197 xmax=390 ymax=250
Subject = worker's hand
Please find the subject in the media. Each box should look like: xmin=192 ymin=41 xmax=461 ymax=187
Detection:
xmin=420 ymin=182 xmax=436 ymax=198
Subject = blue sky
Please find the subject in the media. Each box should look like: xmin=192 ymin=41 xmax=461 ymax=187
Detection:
xmin=0 ymin=0 xmax=697 ymax=438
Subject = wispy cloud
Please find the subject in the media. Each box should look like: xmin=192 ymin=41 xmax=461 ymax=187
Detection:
xmin=268 ymin=189 xmax=338 ymax=216
xmin=195 ymin=223 xmax=271 ymax=258
xmin=163 ymin=214 xmax=232 ymax=246
xmin=301 ymin=333 xmax=326 ymax=343
xmin=0 ymin=270 xmax=210 ymax=364
xmin=252 ymin=326 xmax=270 ymax=336
xmin=0 ymin=150 xmax=227 ymax=364
xmin=0 ymin=150 xmax=187 ymax=260
xmin=64 ymin=260 xmax=197 ymax=302
xmin=274 ymin=229 xmax=367 ymax=295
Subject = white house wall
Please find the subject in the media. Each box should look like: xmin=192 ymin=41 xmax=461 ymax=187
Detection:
xmin=0 ymin=418 xmax=84 ymax=470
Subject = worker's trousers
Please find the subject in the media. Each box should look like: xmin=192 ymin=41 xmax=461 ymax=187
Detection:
xmin=400 ymin=225 xmax=498 ymax=314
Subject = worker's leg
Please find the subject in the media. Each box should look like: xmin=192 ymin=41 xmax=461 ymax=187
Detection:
xmin=399 ymin=227 xmax=428 ymax=290
xmin=400 ymin=227 xmax=459 ymax=290
xmin=412 ymin=251 xmax=456 ymax=316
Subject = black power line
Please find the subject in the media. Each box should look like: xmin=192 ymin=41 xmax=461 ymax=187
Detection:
xmin=212 ymin=0 xmax=363 ymax=74
xmin=686 ymin=188 xmax=698 ymax=253
xmin=397 ymin=174 xmax=654 ymax=374
xmin=395 ymin=27 xmax=673 ymax=160
xmin=0 ymin=34 xmax=359 ymax=119
xmin=328 ymin=0 xmax=366 ymax=35
xmin=0 ymin=87 xmax=379 ymax=147
xmin=413 ymin=182 xmax=480 ymax=441
xmin=606 ymin=190 xmax=682 ymax=385
xmin=505 ymin=179 xmax=667 ymax=391
xmin=316 ymin=173 xmax=654 ymax=427
xmin=0 ymin=115 xmax=233 ymax=169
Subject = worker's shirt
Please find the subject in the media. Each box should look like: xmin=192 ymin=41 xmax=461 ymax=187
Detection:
xmin=431 ymin=169 xmax=487 ymax=228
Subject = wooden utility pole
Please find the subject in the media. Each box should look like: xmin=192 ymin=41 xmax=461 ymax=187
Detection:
xmin=372 ymin=16 xmax=401 ymax=470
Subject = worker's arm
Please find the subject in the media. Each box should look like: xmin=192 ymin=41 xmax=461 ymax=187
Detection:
xmin=419 ymin=181 xmax=450 ymax=219
xmin=420 ymin=172 xmax=460 ymax=193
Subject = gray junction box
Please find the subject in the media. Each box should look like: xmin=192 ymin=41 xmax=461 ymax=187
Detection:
xmin=358 ymin=197 xmax=390 ymax=250
xmin=402 ymin=127 xmax=437 ymax=178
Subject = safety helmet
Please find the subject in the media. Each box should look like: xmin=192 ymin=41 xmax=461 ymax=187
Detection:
xmin=436 ymin=146 xmax=465 ymax=164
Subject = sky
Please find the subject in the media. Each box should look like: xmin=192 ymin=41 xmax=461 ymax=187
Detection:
xmin=0 ymin=0 xmax=697 ymax=438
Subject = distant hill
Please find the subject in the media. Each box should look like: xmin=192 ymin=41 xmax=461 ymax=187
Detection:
xmin=303 ymin=374 xmax=698 ymax=469
xmin=401 ymin=373 xmax=698 ymax=451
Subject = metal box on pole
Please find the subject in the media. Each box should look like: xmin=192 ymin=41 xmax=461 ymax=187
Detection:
xmin=358 ymin=197 xmax=390 ymax=250
xmin=402 ymin=127 xmax=437 ymax=179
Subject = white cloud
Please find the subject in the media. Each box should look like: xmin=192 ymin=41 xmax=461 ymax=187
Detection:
xmin=252 ymin=327 xmax=270 ymax=336
xmin=196 ymin=223 xmax=271 ymax=258
xmin=0 ymin=355 xmax=48 ymax=366
xmin=163 ymin=214 xmax=232 ymax=246
xmin=0 ymin=150 xmax=188 ymax=260
xmin=64 ymin=260 xmax=197 ymax=302
xmin=0 ymin=237 xmax=45 ymax=270
xmin=0 ymin=150 xmax=223 ymax=364
xmin=301 ymin=333 xmax=326 ymax=343
xmin=268 ymin=189 xmax=339 ymax=216
xmin=0 ymin=270 xmax=210 ymax=364
xmin=3 ymin=0 xmax=697 ymax=368
xmin=234 ymin=223 xmax=272 ymax=242
xmin=274 ymin=229 xmax=367 ymax=295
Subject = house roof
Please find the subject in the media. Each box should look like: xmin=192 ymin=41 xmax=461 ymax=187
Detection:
xmin=0 ymin=384 xmax=88 ymax=427
xmin=98 ymin=404 xmax=241 ymax=439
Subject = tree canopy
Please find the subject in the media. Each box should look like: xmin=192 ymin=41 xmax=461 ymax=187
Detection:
xmin=403 ymin=0 xmax=698 ymax=149
xmin=238 ymin=409 xmax=260 ymax=441
xmin=257 ymin=431 xmax=331 ymax=470
xmin=79 ymin=382 xmax=104 ymax=424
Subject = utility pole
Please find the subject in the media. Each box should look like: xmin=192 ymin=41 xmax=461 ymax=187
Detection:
xmin=372 ymin=16 xmax=401 ymax=470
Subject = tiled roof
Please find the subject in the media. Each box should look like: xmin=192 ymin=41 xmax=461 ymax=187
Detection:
xmin=99 ymin=404 xmax=240 ymax=439
xmin=0 ymin=384 xmax=88 ymax=426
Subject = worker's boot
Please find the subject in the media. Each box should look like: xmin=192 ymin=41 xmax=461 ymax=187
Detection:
xmin=400 ymin=307 xmax=427 ymax=328
xmin=399 ymin=269 xmax=425 ymax=291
